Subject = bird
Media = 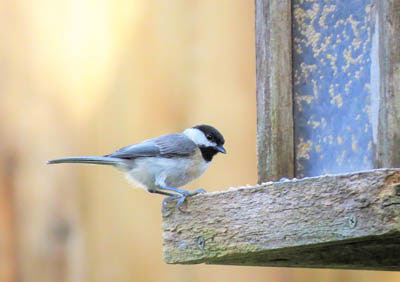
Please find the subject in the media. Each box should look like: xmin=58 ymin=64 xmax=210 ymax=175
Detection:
xmin=47 ymin=124 xmax=226 ymax=210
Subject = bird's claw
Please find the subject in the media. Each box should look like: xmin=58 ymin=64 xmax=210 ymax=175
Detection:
xmin=177 ymin=195 xmax=187 ymax=212
xmin=193 ymin=188 xmax=206 ymax=194
xmin=162 ymin=195 xmax=180 ymax=216
xmin=162 ymin=196 xmax=173 ymax=210
xmin=177 ymin=189 xmax=206 ymax=212
xmin=161 ymin=188 xmax=206 ymax=213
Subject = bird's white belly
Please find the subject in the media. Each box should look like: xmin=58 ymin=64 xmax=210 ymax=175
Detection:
xmin=124 ymin=153 xmax=210 ymax=190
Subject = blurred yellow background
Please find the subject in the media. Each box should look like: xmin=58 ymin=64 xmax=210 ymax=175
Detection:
xmin=1 ymin=0 xmax=400 ymax=281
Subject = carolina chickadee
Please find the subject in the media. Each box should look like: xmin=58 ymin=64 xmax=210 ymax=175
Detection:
xmin=47 ymin=125 xmax=226 ymax=209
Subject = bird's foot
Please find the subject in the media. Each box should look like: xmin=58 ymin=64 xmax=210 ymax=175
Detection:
xmin=176 ymin=189 xmax=206 ymax=212
xmin=192 ymin=188 xmax=206 ymax=194
xmin=162 ymin=195 xmax=178 ymax=216
xmin=158 ymin=185 xmax=206 ymax=213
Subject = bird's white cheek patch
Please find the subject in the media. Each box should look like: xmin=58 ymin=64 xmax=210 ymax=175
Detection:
xmin=183 ymin=128 xmax=216 ymax=147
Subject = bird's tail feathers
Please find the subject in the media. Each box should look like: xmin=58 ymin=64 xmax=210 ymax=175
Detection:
xmin=47 ymin=156 xmax=125 ymax=167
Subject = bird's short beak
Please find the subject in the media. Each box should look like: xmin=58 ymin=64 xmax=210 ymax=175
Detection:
xmin=217 ymin=145 xmax=227 ymax=154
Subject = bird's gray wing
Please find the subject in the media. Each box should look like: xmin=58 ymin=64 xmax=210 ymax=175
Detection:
xmin=105 ymin=140 xmax=161 ymax=159
xmin=105 ymin=134 xmax=197 ymax=159
xmin=155 ymin=134 xmax=197 ymax=158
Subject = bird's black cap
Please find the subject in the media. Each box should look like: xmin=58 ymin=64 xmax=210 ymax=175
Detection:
xmin=193 ymin=125 xmax=225 ymax=146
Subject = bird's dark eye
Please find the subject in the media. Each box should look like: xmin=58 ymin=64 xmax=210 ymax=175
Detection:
xmin=206 ymin=134 xmax=213 ymax=141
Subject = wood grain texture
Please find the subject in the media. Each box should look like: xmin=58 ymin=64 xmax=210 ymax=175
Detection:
xmin=255 ymin=0 xmax=294 ymax=182
xmin=376 ymin=0 xmax=400 ymax=167
xmin=162 ymin=169 xmax=400 ymax=270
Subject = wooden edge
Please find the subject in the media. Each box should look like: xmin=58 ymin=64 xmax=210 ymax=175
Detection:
xmin=376 ymin=0 xmax=400 ymax=167
xmin=255 ymin=0 xmax=294 ymax=183
xmin=162 ymin=169 xmax=400 ymax=270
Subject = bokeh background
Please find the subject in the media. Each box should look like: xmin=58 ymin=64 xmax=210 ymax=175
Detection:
xmin=1 ymin=0 xmax=400 ymax=281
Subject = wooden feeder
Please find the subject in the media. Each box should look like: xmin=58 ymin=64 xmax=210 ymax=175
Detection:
xmin=162 ymin=0 xmax=400 ymax=270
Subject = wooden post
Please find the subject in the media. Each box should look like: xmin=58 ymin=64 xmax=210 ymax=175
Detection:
xmin=376 ymin=0 xmax=400 ymax=167
xmin=162 ymin=169 xmax=400 ymax=270
xmin=255 ymin=0 xmax=294 ymax=183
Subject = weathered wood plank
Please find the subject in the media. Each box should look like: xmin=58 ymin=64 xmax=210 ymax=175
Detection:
xmin=255 ymin=0 xmax=294 ymax=182
xmin=376 ymin=0 xmax=400 ymax=168
xmin=162 ymin=169 xmax=400 ymax=270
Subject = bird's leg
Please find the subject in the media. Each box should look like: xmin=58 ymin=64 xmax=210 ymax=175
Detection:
xmin=158 ymin=185 xmax=193 ymax=195
xmin=159 ymin=185 xmax=206 ymax=211
xmin=148 ymin=189 xmax=181 ymax=215
xmin=148 ymin=189 xmax=176 ymax=197
xmin=148 ymin=189 xmax=178 ymax=206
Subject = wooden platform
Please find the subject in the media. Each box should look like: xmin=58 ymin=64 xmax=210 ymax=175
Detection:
xmin=162 ymin=169 xmax=400 ymax=270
